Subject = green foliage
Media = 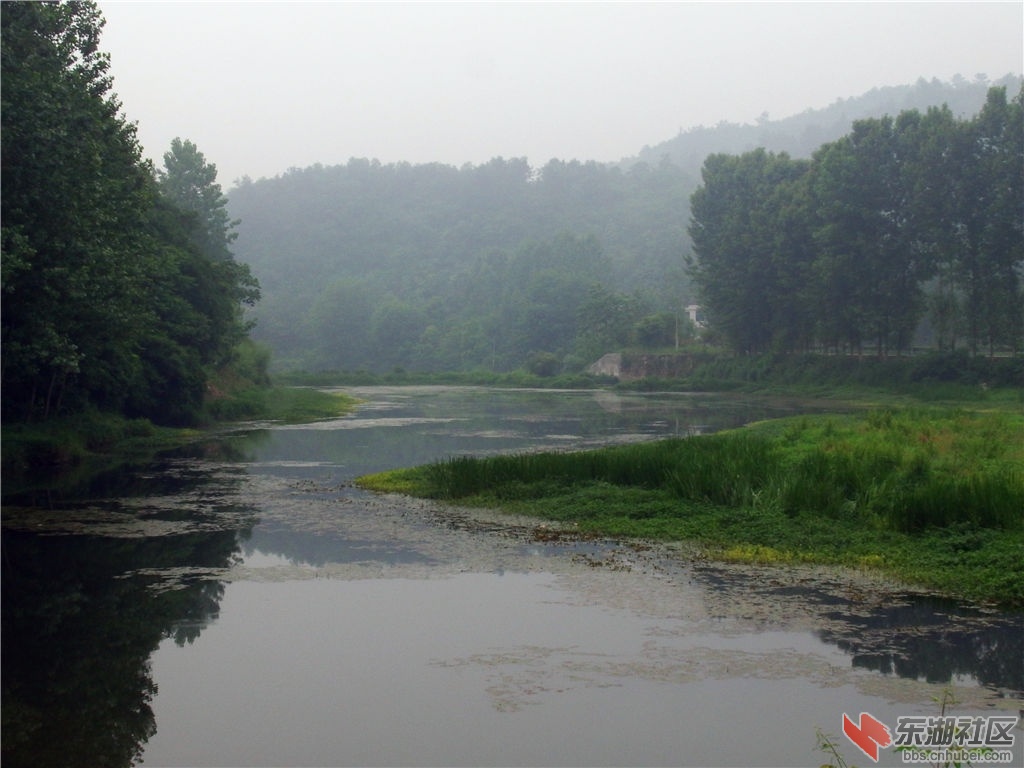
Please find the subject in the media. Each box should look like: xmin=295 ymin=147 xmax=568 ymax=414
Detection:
xmin=2 ymin=0 xmax=155 ymax=418
xmin=633 ymin=312 xmax=687 ymax=348
xmin=526 ymin=352 xmax=561 ymax=377
xmin=203 ymin=386 xmax=356 ymax=424
xmin=689 ymin=149 xmax=811 ymax=354
xmin=230 ymin=338 xmax=273 ymax=387
xmin=2 ymin=408 xmax=162 ymax=473
xmin=657 ymin=351 xmax=1024 ymax=397
xmin=158 ymin=137 xmax=240 ymax=261
xmin=221 ymin=78 xmax=1020 ymax=376
xmin=358 ymin=408 xmax=1024 ymax=606
xmin=689 ymin=86 xmax=1024 ymax=358
xmin=1 ymin=2 xmax=263 ymax=429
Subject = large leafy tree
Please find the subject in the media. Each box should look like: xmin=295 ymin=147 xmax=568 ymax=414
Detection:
xmin=2 ymin=0 xmax=155 ymax=418
xmin=158 ymin=137 xmax=239 ymax=261
xmin=688 ymin=149 xmax=807 ymax=354
xmin=2 ymin=2 xmax=262 ymax=424
xmin=961 ymin=87 xmax=1024 ymax=354
xmin=157 ymin=138 xmax=260 ymax=369
xmin=689 ymin=87 xmax=1022 ymax=358
xmin=907 ymin=104 xmax=969 ymax=350
xmin=810 ymin=116 xmax=929 ymax=355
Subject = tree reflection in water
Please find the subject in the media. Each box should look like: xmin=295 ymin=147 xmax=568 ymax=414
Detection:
xmin=818 ymin=596 xmax=1024 ymax=694
xmin=692 ymin=568 xmax=1024 ymax=698
xmin=1 ymin=443 xmax=257 ymax=768
xmin=1 ymin=529 xmax=246 ymax=768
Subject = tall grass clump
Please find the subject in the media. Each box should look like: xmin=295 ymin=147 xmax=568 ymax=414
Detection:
xmin=425 ymin=440 xmax=691 ymax=499
xmin=765 ymin=409 xmax=1024 ymax=533
xmin=419 ymin=408 xmax=1023 ymax=534
xmin=665 ymin=434 xmax=780 ymax=507
xmin=890 ymin=471 xmax=1024 ymax=531
xmin=773 ymin=444 xmax=905 ymax=522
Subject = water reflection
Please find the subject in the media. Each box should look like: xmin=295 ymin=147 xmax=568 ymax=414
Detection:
xmin=2 ymin=452 xmax=256 ymax=768
xmin=820 ymin=597 xmax=1024 ymax=692
xmin=3 ymin=388 xmax=1021 ymax=768
xmin=1 ymin=529 xmax=243 ymax=767
xmin=690 ymin=564 xmax=1024 ymax=696
xmin=243 ymin=526 xmax=435 ymax=568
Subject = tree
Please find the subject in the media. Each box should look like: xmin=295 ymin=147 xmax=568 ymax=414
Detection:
xmin=809 ymin=115 xmax=932 ymax=355
xmin=370 ymin=298 xmax=427 ymax=370
xmin=158 ymin=137 xmax=239 ymax=261
xmin=908 ymin=104 xmax=967 ymax=351
xmin=1 ymin=0 xmax=156 ymax=418
xmin=633 ymin=312 xmax=684 ymax=348
xmin=689 ymin=149 xmax=807 ymax=354
xmin=2 ymin=3 xmax=264 ymax=425
xmin=157 ymin=137 xmax=260 ymax=368
xmin=302 ymin=278 xmax=375 ymax=370
xmin=962 ymin=87 xmax=1024 ymax=354
xmin=576 ymin=284 xmax=647 ymax=359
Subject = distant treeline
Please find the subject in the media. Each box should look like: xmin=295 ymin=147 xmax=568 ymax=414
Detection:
xmin=1 ymin=2 xmax=259 ymax=424
xmin=233 ymin=78 xmax=1023 ymax=374
xmin=230 ymin=158 xmax=695 ymax=372
xmin=689 ymin=86 xmax=1023 ymax=357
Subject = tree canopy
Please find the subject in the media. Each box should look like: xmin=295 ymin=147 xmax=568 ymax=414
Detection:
xmin=688 ymin=86 xmax=1024 ymax=357
xmin=1 ymin=1 xmax=259 ymax=424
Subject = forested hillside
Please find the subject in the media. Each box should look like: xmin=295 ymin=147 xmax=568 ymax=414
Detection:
xmin=1 ymin=2 xmax=259 ymax=425
xmin=229 ymin=159 xmax=695 ymax=372
xmin=230 ymin=75 xmax=1022 ymax=374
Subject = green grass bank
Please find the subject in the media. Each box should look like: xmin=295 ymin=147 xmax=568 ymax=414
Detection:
xmin=358 ymin=407 xmax=1024 ymax=608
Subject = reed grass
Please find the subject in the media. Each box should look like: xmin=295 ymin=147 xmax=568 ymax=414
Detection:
xmin=418 ymin=409 xmax=1023 ymax=534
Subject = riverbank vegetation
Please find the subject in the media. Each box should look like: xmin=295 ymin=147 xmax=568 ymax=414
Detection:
xmin=2 ymin=3 xmax=260 ymax=430
xmin=1 ymin=385 xmax=357 ymax=477
xmin=622 ymin=350 xmax=1024 ymax=400
xmin=278 ymin=349 xmax=1022 ymax=408
xmin=1 ymin=3 xmax=320 ymax=473
xmin=358 ymin=408 xmax=1024 ymax=608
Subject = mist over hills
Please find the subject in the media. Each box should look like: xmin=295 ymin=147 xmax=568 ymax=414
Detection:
xmin=228 ymin=76 xmax=1022 ymax=373
xmin=624 ymin=74 xmax=1023 ymax=175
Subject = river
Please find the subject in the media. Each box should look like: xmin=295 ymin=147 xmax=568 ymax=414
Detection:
xmin=2 ymin=386 xmax=1021 ymax=767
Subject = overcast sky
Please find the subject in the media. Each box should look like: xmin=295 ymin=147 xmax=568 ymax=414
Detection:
xmin=98 ymin=1 xmax=1023 ymax=187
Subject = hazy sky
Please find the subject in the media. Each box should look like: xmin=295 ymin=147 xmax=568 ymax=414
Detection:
xmin=98 ymin=1 xmax=1023 ymax=187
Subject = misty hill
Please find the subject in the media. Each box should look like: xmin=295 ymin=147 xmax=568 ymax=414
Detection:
xmin=230 ymin=158 xmax=694 ymax=371
xmin=228 ymin=76 xmax=1021 ymax=374
xmin=624 ymin=74 xmax=1023 ymax=176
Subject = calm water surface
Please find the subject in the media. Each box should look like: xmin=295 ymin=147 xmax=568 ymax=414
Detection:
xmin=2 ymin=387 xmax=1021 ymax=767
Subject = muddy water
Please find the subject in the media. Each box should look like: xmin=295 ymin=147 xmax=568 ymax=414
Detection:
xmin=2 ymin=387 xmax=1021 ymax=767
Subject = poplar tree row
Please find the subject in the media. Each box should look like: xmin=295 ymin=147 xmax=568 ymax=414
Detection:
xmin=688 ymin=86 xmax=1023 ymax=357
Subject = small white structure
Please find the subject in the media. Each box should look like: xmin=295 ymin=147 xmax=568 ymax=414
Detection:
xmin=685 ymin=304 xmax=707 ymax=328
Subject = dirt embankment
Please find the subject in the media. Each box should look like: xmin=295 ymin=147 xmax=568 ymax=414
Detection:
xmin=587 ymin=352 xmax=703 ymax=381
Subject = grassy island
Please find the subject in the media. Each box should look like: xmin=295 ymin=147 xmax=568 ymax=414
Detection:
xmin=358 ymin=407 xmax=1024 ymax=608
